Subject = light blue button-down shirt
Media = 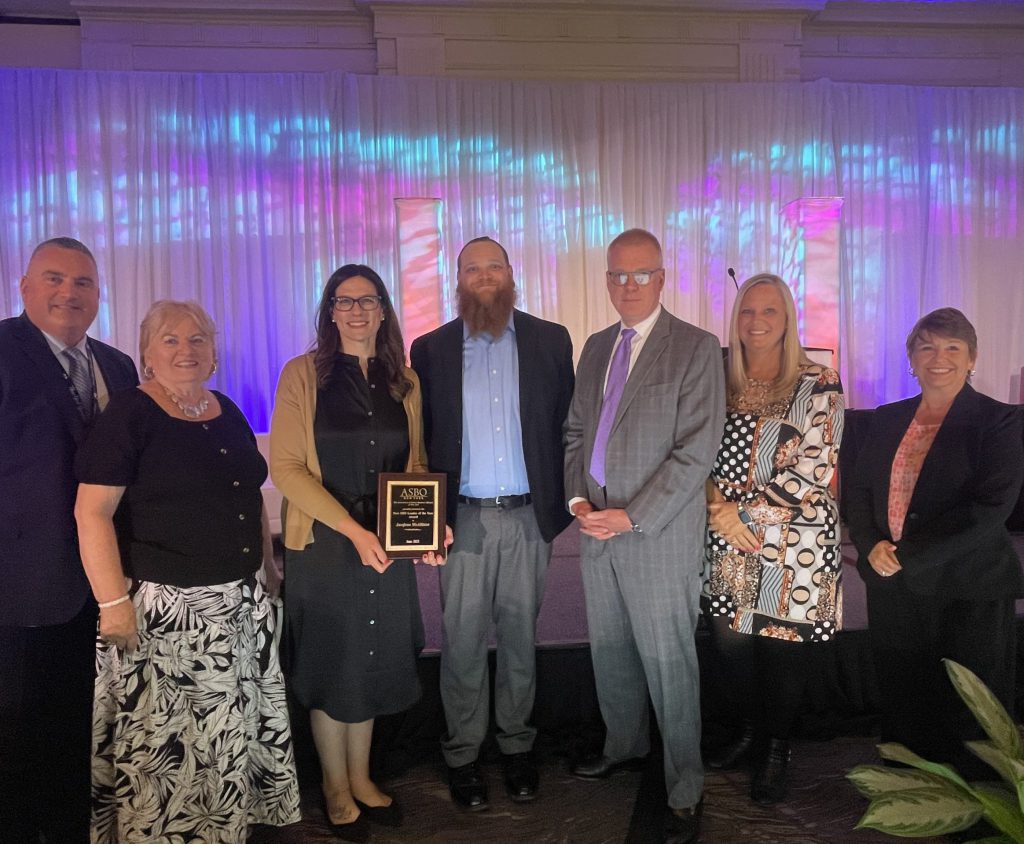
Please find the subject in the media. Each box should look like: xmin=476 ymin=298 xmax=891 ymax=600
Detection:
xmin=460 ymin=318 xmax=529 ymax=497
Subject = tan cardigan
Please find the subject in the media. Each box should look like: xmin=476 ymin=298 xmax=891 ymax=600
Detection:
xmin=269 ymin=353 xmax=429 ymax=551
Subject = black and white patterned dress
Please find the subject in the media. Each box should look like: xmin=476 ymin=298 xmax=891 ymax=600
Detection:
xmin=701 ymin=365 xmax=845 ymax=643
xmin=77 ymin=389 xmax=301 ymax=843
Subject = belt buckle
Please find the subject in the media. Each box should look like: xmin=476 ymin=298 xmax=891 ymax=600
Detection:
xmin=494 ymin=495 xmax=505 ymax=509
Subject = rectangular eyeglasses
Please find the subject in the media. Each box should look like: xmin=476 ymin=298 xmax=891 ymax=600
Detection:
xmin=606 ymin=269 xmax=663 ymax=286
xmin=331 ymin=295 xmax=382 ymax=311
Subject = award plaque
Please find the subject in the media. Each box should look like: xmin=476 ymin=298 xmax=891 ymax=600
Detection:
xmin=377 ymin=472 xmax=447 ymax=556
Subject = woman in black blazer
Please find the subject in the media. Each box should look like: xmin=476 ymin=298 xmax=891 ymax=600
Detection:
xmin=846 ymin=308 xmax=1023 ymax=776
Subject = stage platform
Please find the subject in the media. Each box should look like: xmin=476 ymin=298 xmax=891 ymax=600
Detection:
xmin=338 ymin=529 xmax=1024 ymax=771
xmin=413 ymin=528 xmax=1024 ymax=652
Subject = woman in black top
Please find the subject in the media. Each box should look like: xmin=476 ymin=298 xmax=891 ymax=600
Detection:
xmin=75 ymin=300 xmax=300 ymax=843
xmin=846 ymin=308 xmax=1024 ymax=779
xmin=270 ymin=265 xmax=448 ymax=841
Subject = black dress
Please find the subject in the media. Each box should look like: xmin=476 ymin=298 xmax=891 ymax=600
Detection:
xmin=284 ymin=354 xmax=425 ymax=723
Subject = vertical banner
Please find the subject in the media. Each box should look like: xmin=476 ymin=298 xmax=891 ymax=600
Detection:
xmin=395 ymin=198 xmax=443 ymax=354
xmin=780 ymin=197 xmax=844 ymax=369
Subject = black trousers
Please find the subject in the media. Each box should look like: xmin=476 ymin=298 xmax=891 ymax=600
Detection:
xmin=704 ymin=612 xmax=812 ymax=741
xmin=0 ymin=599 xmax=96 ymax=844
xmin=866 ymin=577 xmax=1016 ymax=781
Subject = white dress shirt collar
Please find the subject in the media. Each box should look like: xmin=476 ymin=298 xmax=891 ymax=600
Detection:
xmin=617 ymin=303 xmax=662 ymax=342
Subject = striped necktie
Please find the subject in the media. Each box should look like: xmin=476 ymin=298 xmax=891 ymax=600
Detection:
xmin=63 ymin=346 xmax=94 ymax=422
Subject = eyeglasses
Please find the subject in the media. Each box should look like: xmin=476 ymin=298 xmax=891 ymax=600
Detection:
xmin=331 ymin=295 xmax=382 ymax=312
xmin=606 ymin=269 xmax=663 ymax=287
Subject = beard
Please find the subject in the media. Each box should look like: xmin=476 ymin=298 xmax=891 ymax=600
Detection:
xmin=457 ymin=281 xmax=517 ymax=337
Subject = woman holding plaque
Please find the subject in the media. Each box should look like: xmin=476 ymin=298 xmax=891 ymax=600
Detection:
xmin=270 ymin=264 xmax=448 ymax=840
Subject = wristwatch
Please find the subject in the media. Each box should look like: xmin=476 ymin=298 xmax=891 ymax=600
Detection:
xmin=629 ymin=517 xmax=642 ymax=534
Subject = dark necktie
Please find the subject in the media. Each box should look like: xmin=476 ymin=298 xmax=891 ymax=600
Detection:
xmin=64 ymin=347 xmax=94 ymax=422
xmin=589 ymin=327 xmax=636 ymax=487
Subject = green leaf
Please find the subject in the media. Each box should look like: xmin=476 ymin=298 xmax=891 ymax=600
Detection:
xmin=855 ymin=788 xmax=982 ymax=836
xmin=848 ymin=764 xmax=959 ymax=798
xmin=966 ymin=740 xmax=1024 ymax=787
xmin=971 ymin=783 xmax=1024 ymax=843
xmin=945 ymin=660 xmax=1024 ymax=760
xmin=878 ymin=743 xmax=974 ymax=792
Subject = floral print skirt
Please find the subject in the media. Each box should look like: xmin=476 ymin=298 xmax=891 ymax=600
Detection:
xmin=91 ymin=576 xmax=301 ymax=843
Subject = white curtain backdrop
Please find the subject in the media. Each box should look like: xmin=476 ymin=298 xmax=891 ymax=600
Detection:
xmin=1 ymin=69 xmax=1021 ymax=429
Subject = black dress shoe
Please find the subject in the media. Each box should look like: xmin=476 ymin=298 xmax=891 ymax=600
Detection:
xmin=706 ymin=720 xmax=756 ymax=770
xmin=449 ymin=761 xmax=490 ymax=811
xmin=503 ymin=752 xmax=539 ymax=802
xmin=663 ymin=798 xmax=703 ymax=844
xmin=355 ymin=796 xmax=403 ymax=827
xmin=570 ymin=754 xmax=647 ymax=780
xmin=321 ymin=796 xmax=370 ymax=842
xmin=750 ymin=738 xmax=790 ymax=805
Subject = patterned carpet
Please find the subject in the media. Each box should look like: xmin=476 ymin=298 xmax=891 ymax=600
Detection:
xmin=253 ymin=534 xmax=1024 ymax=841
xmin=250 ymin=734 xmax=947 ymax=843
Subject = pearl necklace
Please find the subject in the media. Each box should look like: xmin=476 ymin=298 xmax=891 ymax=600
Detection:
xmin=160 ymin=384 xmax=210 ymax=419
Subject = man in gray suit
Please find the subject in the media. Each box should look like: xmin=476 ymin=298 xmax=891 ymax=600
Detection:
xmin=564 ymin=228 xmax=724 ymax=844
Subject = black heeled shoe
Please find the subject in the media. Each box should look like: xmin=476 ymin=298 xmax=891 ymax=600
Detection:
xmin=355 ymin=796 xmax=403 ymax=827
xmin=750 ymin=737 xmax=790 ymax=805
xmin=706 ymin=720 xmax=756 ymax=770
xmin=321 ymin=795 xmax=370 ymax=842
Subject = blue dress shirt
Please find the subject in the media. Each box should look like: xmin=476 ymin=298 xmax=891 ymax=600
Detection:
xmin=460 ymin=318 xmax=529 ymax=497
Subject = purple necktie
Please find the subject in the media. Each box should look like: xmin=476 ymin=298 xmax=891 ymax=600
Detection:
xmin=589 ymin=327 xmax=636 ymax=487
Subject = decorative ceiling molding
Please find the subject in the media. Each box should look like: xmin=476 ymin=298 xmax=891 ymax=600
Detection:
xmin=71 ymin=0 xmax=367 ymax=21
xmin=3 ymin=0 xmax=1022 ymax=83
xmin=811 ymin=0 xmax=1024 ymax=27
xmin=358 ymin=0 xmax=826 ymax=8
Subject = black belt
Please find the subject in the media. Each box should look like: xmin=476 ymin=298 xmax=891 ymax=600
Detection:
xmin=335 ymin=491 xmax=377 ymax=530
xmin=458 ymin=493 xmax=532 ymax=510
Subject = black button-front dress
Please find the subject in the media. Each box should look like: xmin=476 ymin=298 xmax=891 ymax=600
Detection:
xmin=284 ymin=354 xmax=425 ymax=722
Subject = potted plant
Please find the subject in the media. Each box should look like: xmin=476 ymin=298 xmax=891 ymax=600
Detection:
xmin=848 ymin=659 xmax=1024 ymax=842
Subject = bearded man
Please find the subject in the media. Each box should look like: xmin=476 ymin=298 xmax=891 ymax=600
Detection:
xmin=410 ymin=236 xmax=574 ymax=811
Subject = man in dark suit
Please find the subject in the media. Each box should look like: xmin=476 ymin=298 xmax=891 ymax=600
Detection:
xmin=0 ymin=237 xmax=139 ymax=843
xmin=410 ymin=236 xmax=574 ymax=811
xmin=564 ymin=229 xmax=724 ymax=844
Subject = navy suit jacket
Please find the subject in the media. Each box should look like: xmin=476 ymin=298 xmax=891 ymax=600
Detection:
xmin=410 ymin=310 xmax=575 ymax=544
xmin=0 ymin=313 xmax=139 ymax=626
xmin=846 ymin=384 xmax=1024 ymax=600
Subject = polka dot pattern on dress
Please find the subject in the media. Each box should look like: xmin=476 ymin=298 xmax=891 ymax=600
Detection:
xmin=714 ymin=414 xmax=757 ymax=483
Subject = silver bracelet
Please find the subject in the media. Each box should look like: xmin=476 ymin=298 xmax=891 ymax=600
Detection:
xmin=98 ymin=594 xmax=131 ymax=609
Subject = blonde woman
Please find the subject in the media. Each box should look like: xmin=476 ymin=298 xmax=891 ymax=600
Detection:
xmin=701 ymin=274 xmax=844 ymax=804
xmin=75 ymin=300 xmax=300 ymax=842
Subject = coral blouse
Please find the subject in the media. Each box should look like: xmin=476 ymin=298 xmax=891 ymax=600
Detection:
xmin=887 ymin=419 xmax=941 ymax=541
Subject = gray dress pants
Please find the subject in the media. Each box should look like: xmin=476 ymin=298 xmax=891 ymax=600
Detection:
xmin=439 ymin=502 xmax=550 ymax=767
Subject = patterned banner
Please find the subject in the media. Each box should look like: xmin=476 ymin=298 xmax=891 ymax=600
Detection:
xmin=395 ymin=198 xmax=443 ymax=354
xmin=780 ymin=197 xmax=843 ymax=369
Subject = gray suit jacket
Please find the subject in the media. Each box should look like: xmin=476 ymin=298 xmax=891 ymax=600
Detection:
xmin=564 ymin=307 xmax=725 ymax=546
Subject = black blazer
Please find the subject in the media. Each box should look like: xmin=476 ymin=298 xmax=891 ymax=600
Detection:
xmin=410 ymin=310 xmax=575 ymax=544
xmin=846 ymin=384 xmax=1024 ymax=599
xmin=0 ymin=313 xmax=139 ymax=626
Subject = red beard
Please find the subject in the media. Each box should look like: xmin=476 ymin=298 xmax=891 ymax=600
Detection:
xmin=457 ymin=281 xmax=517 ymax=337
